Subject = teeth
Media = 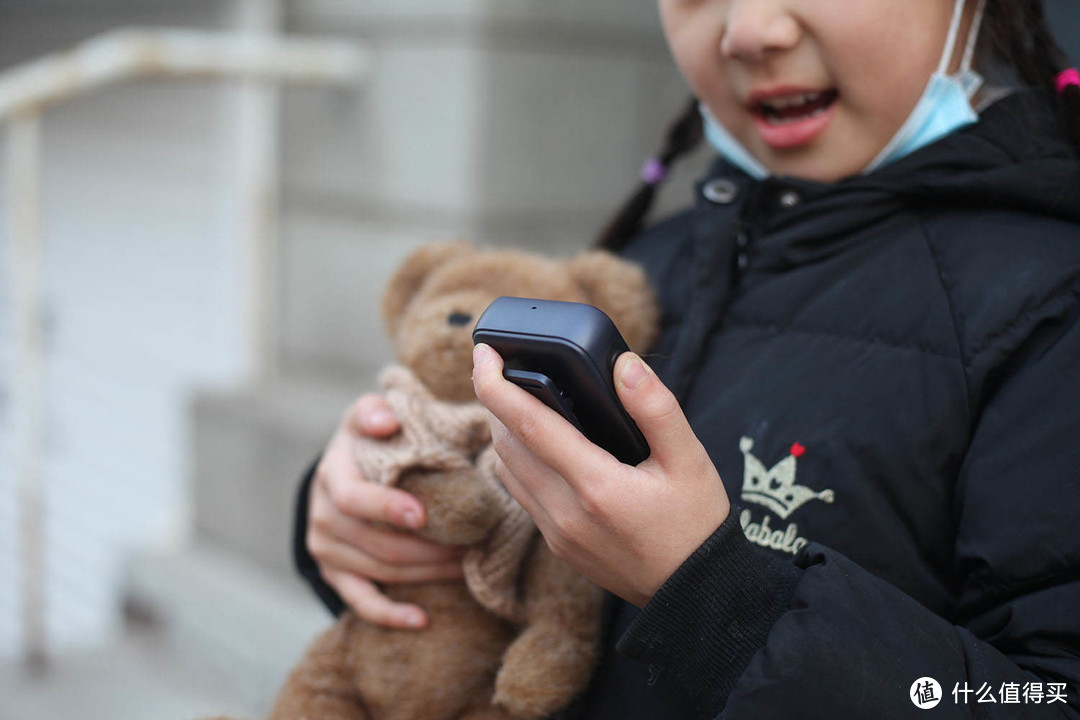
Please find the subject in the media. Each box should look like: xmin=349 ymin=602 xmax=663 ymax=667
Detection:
xmin=761 ymin=92 xmax=823 ymax=111
xmin=764 ymin=104 xmax=830 ymax=126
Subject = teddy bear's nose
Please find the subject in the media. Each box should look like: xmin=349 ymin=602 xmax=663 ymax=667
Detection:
xmin=447 ymin=312 xmax=473 ymax=327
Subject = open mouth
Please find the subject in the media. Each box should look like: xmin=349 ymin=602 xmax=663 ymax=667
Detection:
xmin=755 ymin=90 xmax=839 ymax=125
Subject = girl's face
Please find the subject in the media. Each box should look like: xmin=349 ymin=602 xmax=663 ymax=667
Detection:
xmin=658 ymin=0 xmax=978 ymax=182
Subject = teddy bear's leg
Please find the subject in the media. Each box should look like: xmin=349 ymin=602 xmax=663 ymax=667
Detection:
xmin=493 ymin=543 xmax=603 ymax=720
xmin=268 ymin=614 xmax=371 ymax=720
xmin=457 ymin=699 xmax=520 ymax=720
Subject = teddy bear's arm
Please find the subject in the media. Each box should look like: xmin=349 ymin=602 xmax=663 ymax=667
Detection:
xmin=269 ymin=615 xmax=371 ymax=720
xmin=493 ymin=543 xmax=604 ymax=720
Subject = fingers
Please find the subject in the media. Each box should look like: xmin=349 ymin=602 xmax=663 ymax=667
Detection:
xmin=613 ymin=351 xmax=702 ymax=475
xmin=311 ymin=475 xmax=459 ymax=562
xmin=487 ymin=415 xmax=573 ymax=526
xmin=337 ymin=519 xmax=464 ymax=565
xmin=346 ymin=393 xmax=401 ymax=438
xmin=322 ymin=569 xmax=428 ymax=629
xmin=319 ymin=462 xmax=425 ymax=531
xmin=311 ymin=533 xmax=464 ymax=585
xmin=472 ymin=343 xmax=618 ymax=482
xmin=324 ymin=393 xmax=421 ymax=529
xmin=308 ymin=390 xmax=465 ymax=631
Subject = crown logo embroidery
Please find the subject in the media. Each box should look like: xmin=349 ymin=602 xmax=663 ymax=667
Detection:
xmin=739 ymin=437 xmax=834 ymax=520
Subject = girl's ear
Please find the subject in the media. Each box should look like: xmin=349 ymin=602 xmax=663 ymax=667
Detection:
xmin=382 ymin=241 xmax=476 ymax=340
xmin=567 ymin=251 xmax=660 ymax=353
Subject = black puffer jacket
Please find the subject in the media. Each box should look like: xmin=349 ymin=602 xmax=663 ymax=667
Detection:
xmin=294 ymin=89 xmax=1080 ymax=719
xmin=578 ymin=88 xmax=1080 ymax=719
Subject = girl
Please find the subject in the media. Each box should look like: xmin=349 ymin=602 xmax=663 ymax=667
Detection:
xmin=296 ymin=0 xmax=1080 ymax=717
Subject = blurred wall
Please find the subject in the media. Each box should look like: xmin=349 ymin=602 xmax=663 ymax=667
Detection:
xmin=0 ymin=0 xmax=247 ymax=657
xmin=276 ymin=0 xmax=701 ymax=382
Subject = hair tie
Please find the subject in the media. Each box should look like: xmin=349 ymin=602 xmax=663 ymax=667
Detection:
xmin=640 ymin=157 xmax=668 ymax=185
xmin=1055 ymin=68 xmax=1080 ymax=94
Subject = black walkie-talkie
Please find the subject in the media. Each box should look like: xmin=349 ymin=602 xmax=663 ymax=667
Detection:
xmin=472 ymin=296 xmax=650 ymax=465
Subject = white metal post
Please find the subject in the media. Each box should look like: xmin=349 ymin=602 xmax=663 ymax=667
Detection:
xmin=236 ymin=0 xmax=283 ymax=382
xmin=7 ymin=109 xmax=47 ymax=672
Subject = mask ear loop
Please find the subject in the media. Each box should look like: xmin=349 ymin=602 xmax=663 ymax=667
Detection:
xmin=860 ymin=0 xmax=982 ymax=174
xmin=937 ymin=0 xmax=968 ymax=76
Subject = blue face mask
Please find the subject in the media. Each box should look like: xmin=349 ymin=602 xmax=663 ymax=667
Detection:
xmin=700 ymin=0 xmax=987 ymax=179
xmin=863 ymin=0 xmax=986 ymax=173
xmin=700 ymin=103 xmax=772 ymax=180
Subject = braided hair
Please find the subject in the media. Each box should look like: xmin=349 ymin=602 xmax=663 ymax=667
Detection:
xmin=596 ymin=0 xmax=1080 ymax=252
xmin=594 ymin=96 xmax=703 ymax=251
xmin=983 ymin=0 xmax=1080 ymax=141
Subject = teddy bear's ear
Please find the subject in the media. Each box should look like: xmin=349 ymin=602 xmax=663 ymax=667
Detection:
xmin=567 ymin=251 xmax=659 ymax=353
xmin=382 ymin=241 xmax=476 ymax=339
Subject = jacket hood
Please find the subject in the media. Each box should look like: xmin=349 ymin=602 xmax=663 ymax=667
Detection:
xmin=699 ymin=89 xmax=1080 ymax=270
xmin=862 ymin=88 xmax=1080 ymax=223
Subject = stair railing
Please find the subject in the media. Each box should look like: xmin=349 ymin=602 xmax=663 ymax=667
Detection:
xmin=0 ymin=25 xmax=369 ymax=670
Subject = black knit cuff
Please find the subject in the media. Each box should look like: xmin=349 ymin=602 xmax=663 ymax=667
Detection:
xmin=616 ymin=511 xmax=802 ymax=718
xmin=293 ymin=455 xmax=347 ymax=617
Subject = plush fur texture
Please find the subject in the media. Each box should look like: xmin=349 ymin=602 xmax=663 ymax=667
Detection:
xmin=215 ymin=242 xmax=659 ymax=720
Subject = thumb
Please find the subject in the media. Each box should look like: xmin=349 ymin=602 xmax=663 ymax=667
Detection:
xmin=613 ymin=352 xmax=697 ymax=471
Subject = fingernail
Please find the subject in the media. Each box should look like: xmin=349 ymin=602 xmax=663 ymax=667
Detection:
xmin=620 ymin=356 xmax=649 ymax=390
xmin=368 ymin=410 xmax=394 ymax=428
xmin=401 ymin=508 xmax=422 ymax=529
xmin=402 ymin=609 xmax=426 ymax=628
xmin=473 ymin=343 xmax=493 ymax=367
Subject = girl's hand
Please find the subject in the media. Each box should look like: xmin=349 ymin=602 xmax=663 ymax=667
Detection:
xmin=308 ymin=394 xmax=466 ymax=629
xmin=471 ymin=343 xmax=730 ymax=607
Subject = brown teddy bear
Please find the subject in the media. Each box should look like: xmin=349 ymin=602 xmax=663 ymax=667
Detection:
xmin=264 ymin=242 xmax=659 ymax=720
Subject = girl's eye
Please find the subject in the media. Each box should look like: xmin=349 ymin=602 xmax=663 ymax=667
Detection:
xmin=447 ymin=312 xmax=473 ymax=327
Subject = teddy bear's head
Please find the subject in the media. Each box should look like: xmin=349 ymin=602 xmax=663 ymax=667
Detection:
xmin=382 ymin=242 xmax=659 ymax=403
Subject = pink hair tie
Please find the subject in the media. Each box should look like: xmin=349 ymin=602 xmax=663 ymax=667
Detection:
xmin=640 ymin=157 xmax=668 ymax=185
xmin=1055 ymin=68 xmax=1080 ymax=94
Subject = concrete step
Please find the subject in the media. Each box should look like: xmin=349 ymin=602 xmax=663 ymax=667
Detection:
xmin=0 ymin=626 xmax=249 ymax=720
xmin=122 ymin=542 xmax=334 ymax=718
xmin=190 ymin=370 xmax=377 ymax=575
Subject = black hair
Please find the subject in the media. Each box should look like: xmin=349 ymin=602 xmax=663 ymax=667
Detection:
xmin=984 ymin=0 xmax=1080 ymax=140
xmin=593 ymin=96 xmax=703 ymax=251
xmin=595 ymin=0 xmax=1080 ymax=252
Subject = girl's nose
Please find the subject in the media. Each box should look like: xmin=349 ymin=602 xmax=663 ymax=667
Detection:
xmin=719 ymin=0 xmax=800 ymax=63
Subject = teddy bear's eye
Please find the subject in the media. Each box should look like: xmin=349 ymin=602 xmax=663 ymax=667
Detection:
xmin=447 ymin=312 xmax=473 ymax=327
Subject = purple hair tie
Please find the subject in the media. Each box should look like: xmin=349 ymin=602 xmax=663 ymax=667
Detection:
xmin=640 ymin=157 xmax=668 ymax=185
xmin=1056 ymin=68 xmax=1080 ymax=94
